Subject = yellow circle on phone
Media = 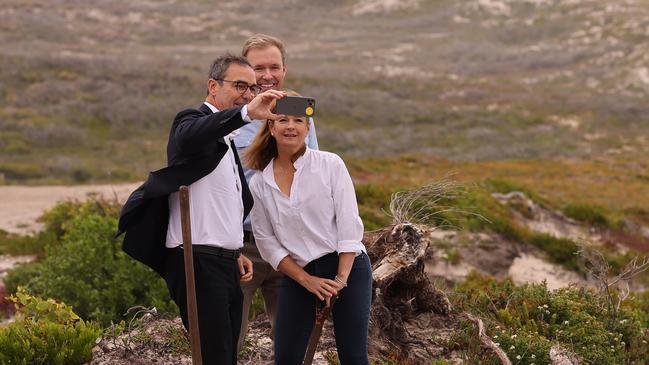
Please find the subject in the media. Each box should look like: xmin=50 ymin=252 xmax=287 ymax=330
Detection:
xmin=305 ymin=107 xmax=314 ymax=116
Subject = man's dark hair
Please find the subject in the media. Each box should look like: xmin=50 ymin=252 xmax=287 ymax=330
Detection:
xmin=206 ymin=53 xmax=252 ymax=95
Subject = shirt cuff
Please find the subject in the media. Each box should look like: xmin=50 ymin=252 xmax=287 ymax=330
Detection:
xmin=241 ymin=105 xmax=253 ymax=123
xmin=269 ymin=252 xmax=291 ymax=271
xmin=337 ymin=240 xmax=365 ymax=256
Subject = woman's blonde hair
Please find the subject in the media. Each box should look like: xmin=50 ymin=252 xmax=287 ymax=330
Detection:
xmin=245 ymin=90 xmax=308 ymax=170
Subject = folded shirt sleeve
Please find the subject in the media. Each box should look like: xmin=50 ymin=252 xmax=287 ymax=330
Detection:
xmin=330 ymin=155 xmax=366 ymax=255
xmin=240 ymin=105 xmax=253 ymax=123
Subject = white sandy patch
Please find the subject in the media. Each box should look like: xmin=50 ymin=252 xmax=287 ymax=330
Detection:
xmin=549 ymin=115 xmax=581 ymax=129
xmin=352 ymin=0 xmax=419 ymax=16
xmin=476 ymin=0 xmax=511 ymax=16
xmin=632 ymin=67 xmax=649 ymax=87
xmin=0 ymin=255 xmax=36 ymax=280
xmin=426 ymin=260 xmax=477 ymax=283
xmin=508 ymin=253 xmax=584 ymax=290
xmin=0 ymin=183 xmax=140 ymax=235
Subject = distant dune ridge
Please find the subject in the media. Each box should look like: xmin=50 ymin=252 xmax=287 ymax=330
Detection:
xmin=0 ymin=0 xmax=648 ymax=184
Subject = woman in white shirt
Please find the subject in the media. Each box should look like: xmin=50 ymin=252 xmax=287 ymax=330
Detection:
xmin=245 ymin=92 xmax=372 ymax=365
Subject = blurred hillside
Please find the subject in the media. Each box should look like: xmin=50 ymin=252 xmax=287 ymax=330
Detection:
xmin=1 ymin=0 xmax=648 ymax=183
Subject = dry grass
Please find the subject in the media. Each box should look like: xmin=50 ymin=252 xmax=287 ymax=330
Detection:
xmin=348 ymin=154 xmax=649 ymax=216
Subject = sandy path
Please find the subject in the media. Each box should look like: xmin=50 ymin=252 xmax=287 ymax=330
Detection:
xmin=0 ymin=183 xmax=141 ymax=235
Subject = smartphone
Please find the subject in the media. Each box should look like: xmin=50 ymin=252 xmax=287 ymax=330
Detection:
xmin=275 ymin=96 xmax=316 ymax=117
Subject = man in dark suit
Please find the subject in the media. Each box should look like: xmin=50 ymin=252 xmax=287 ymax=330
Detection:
xmin=117 ymin=53 xmax=286 ymax=365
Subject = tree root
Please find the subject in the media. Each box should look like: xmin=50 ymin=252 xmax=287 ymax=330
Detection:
xmin=464 ymin=313 xmax=512 ymax=365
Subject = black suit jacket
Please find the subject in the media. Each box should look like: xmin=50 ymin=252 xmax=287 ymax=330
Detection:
xmin=117 ymin=104 xmax=253 ymax=277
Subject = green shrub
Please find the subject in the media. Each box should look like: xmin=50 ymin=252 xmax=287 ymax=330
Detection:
xmin=38 ymin=196 xmax=122 ymax=240
xmin=248 ymin=289 xmax=265 ymax=320
xmin=0 ymin=288 xmax=101 ymax=365
xmin=454 ymin=272 xmax=649 ymax=364
xmin=527 ymin=233 xmax=581 ymax=272
xmin=165 ymin=324 xmax=191 ymax=356
xmin=442 ymin=248 xmax=462 ymax=265
xmin=431 ymin=184 xmax=526 ymax=241
xmin=4 ymin=261 xmax=44 ymax=294
xmin=0 ymin=229 xmax=55 ymax=256
xmin=485 ymin=178 xmax=545 ymax=205
xmin=355 ymin=183 xmax=392 ymax=230
xmin=0 ymin=162 xmax=46 ymax=181
xmin=624 ymin=291 xmax=649 ymax=327
xmin=8 ymin=209 xmax=176 ymax=326
xmin=0 ymin=197 xmax=122 ymax=258
xmin=562 ymin=203 xmax=612 ymax=228
xmin=324 ymin=351 xmax=340 ymax=365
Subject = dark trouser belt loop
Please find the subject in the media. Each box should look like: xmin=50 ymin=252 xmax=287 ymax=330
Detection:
xmin=176 ymin=245 xmax=240 ymax=260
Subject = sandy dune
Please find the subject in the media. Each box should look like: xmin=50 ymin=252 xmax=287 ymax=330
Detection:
xmin=0 ymin=183 xmax=141 ymax=235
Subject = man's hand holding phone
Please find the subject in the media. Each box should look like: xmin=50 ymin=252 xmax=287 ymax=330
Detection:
xmin=247 ymin=90 xmax=286 ymax=121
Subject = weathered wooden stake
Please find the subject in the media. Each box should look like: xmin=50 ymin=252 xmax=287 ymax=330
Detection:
xmin=179 ymin=186 xmax=202 ymax=365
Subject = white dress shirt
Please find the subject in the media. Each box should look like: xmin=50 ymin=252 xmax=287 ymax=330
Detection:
xmin=165 ymin=102 xmax=248 ymax=250
xmin=234 ymin=117 xmax=319 ymax=232
xmin=249 ymin=148 xmax=365 ymax=270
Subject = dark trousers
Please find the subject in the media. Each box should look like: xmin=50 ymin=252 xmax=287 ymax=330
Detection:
xmin=164 ymin=248 xmax=243 ymax=365
xmin=275 ymin=252 xmax=372 ymax=365
xmin=239 ymin=235 xmax=283 ymax=352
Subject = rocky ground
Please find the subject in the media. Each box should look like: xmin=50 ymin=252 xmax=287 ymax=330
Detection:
xmin=89 ymin=311 xmax=342 ymax=365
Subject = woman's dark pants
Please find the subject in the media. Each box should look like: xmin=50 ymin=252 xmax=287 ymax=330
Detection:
xmin=274 ymin=252 xmax=372 ymax=365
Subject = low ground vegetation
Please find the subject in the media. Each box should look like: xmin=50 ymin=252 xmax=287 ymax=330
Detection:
xmin=453 ymin=272 xmax=649 ymax=364
xmin=0 ymin=288 xmax=100 ymax=365
xmin=3 ymin=198 xmax=176 ymax=327
xmin=355 ymin=175 xmax=647 ymax=279
xmin=0 ymin=180 xmax=647 ymax=363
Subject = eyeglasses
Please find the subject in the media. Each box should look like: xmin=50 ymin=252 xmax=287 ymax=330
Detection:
xmin=214 ymin=79 xmax=262 ymax=95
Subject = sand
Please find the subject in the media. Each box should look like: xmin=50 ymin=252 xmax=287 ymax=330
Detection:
xmin=0 ymin=183 xmax=141 ymax=235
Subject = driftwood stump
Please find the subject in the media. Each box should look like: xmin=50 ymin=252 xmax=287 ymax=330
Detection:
xmin=364 ymin=223 xmax=453 ymax=363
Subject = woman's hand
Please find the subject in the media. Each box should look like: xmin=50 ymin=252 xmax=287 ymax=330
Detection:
xmin=238 ymin=254 xmax=254 ymax=282
xmin=300 ymin=275 xmax=339 ymax=302
xmin=276 ymin=256 xmax=342 ymax=306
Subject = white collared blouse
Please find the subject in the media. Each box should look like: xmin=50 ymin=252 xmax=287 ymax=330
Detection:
xmin=249 ymin=148 xmax=366 ymax=270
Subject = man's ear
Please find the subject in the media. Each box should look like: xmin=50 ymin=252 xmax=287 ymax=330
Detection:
xmin=207 ymin=79 xmax=218 ymax=95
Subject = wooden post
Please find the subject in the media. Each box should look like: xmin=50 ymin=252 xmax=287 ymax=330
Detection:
xmin=179 ymin=186 xmax=202 ymax=365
